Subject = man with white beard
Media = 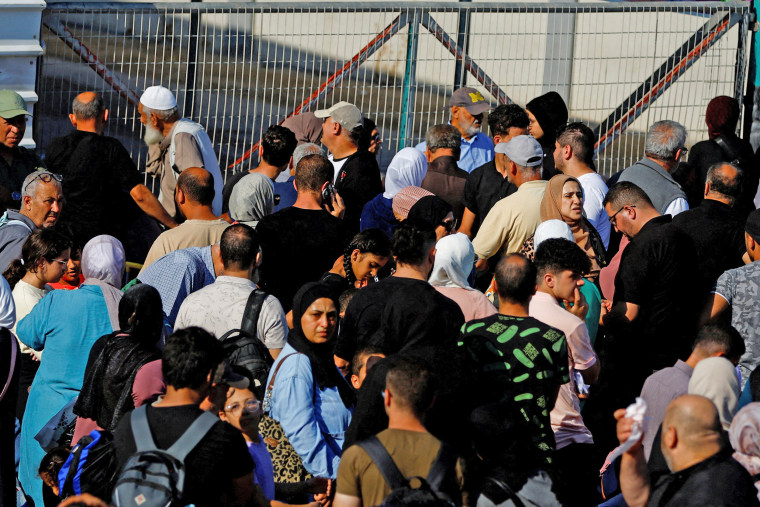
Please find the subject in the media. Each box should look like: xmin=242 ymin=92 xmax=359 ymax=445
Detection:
xmin=139 ymin=86 xmax=225 ymax=218
xmin=416 ymin=87 xmax=494 ymax=173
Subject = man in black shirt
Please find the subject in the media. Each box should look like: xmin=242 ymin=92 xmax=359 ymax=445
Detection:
xmin=615 ymin=394 xmax=760 ymax=507
xmin=221 ymin=125 xmax=297 ymax=215
xmin=45 ymin=92 xmax=176 ymax=260
xmin=420 ymin=124 xmax=468 ymax=221
xmin=334 ymin=220 xmax=464 ymax=365
xmin=315 ymin=101 xmax=382 ymax=233
xmin=256 ymin=154 xmax=349 ymax=312
xmin=460 ymin=104 xmax=528 ymax=238
xmin=112 ymin=327 xmax=262 ymax=507
xmin=592 ymin=182 xmax=699 ymax=446
xmin=671 ymin=162 xmax=746 ymax=298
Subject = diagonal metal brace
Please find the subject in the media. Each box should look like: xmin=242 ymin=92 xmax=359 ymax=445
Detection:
xmin=594 ymin=11 xmax=741 ymax=156
xmin=419 ymin=11 xmax=512 ymax=106
xmin=229 ymin=12 xmax=408 ymax=168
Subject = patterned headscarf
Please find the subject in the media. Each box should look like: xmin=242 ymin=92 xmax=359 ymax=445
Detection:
xmin=730 ymin=402 xmax=760 ymax=498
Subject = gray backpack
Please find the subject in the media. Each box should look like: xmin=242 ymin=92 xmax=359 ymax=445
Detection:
xmin=112 ymin=405 xmax=218 ymax=507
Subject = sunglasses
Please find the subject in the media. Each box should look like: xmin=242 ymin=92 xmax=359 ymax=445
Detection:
xmin=440 ymin=218 xmax=458 ymax=233
xmin=23 ymin=172 xmax=63 ymax=193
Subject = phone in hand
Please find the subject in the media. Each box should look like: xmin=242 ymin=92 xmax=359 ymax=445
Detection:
xmin=322 ymin=183 xmax=335 ymax=211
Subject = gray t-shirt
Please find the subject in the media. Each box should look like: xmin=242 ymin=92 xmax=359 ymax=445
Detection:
xmin=714 ymin=262 xmax=760 ymax=383
xmin=175 ymin=275 xmax=287 ymax=350
xmin=476 ymin=471 xmax=561 ymax=507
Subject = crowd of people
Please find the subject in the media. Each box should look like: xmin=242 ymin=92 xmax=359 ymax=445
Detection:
xmin=1 ymin=81 xmax=760 ymax=507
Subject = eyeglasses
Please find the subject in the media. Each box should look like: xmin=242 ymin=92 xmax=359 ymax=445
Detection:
xmin=51 ymin=258 xmax=68 ymax=267
xmin=680 ymin=147 xmax=688 ymax=155
xmin=608 ymin=204 xmax=635 ymax=225
xmin=371 ymin=133 xmax=381 ymax=142
xmin=23 ymin=172 xmax=63 ymax=194
xmin=440 ymin=218 xmax=458 ymax=233
xmin=224 ymin=399 xmax=260 ymax=414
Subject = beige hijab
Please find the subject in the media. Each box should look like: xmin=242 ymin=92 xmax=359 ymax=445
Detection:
xmin=540 ymin=174 xmax=599 ymax=274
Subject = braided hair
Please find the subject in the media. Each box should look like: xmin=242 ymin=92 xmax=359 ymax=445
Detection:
xmin=342 ymin=229 xmax=392 ymax=285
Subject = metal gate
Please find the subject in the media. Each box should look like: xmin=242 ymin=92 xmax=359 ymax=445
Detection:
xmin=37 ymin=1 xmax=751 ymax=178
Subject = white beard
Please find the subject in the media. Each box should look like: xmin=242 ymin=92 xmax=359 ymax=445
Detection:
xmin=143 ymin=124 xmax=164 ymax=146
xmin=463 ymin=120 xmax=481 ymax=137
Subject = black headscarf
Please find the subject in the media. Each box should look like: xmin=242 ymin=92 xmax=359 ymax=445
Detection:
xmin=74 ymin=285 xmax=162 ymax=430
xmin=289 ymin=282 xmax=355 ymax=409
xmin=407 ymin=195 xmax=453 ymax=230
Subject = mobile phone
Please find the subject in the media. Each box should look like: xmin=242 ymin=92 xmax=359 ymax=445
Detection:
xmin=322 ymin=183 xmax=335 ymax=210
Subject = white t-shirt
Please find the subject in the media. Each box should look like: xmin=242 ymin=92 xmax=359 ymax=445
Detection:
xmin=12 ymin=279 xmax=49 ymax=359
xmin=328 ymin=153 xmax=348 ymax=184
xmin=577 ymin=172 xmax=610 ymax=249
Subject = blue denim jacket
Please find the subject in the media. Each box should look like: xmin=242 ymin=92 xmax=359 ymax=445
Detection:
xmin=265 ymin=343 xmax=353 ymax=479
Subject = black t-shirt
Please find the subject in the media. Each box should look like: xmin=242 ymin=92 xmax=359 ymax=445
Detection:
xmin=335 ymin=276 xmax=465 ymax=362
xmin=334 ymin=151 xmax=383 ymax=234
xmin=256 ymin=206 xmax=349 ymax=312
xmin=44 ymin=131 xmax=143 ymax=246
xmin=613 ymin=215 xmax=699 ymax=371
xmin=463 ymin=160 xmax=517 ymax=235
xmin=112 ymin=404 xmax=254 ymax=507
xmin=671 ymin=199 xmax=746 ymax=297
xmin=648 ymin=449 xmax=760 ymax=507
xmin=221 ymin=170 xmax=249 ymax=214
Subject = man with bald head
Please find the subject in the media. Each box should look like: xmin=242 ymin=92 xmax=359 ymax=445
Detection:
xmin=45 ymin=91 xmax=176 ymax=260
xmin=140 ymin=167 xmax=228 ymax=270
xmin=616 ymin=394 xmax=759 ymax=506
xmin=672 ymin=162 xmax=747 ymax=296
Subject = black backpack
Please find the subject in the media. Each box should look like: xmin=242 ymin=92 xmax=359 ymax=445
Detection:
xmin=358 ymin=435 xmax=457 ymax=507
xmin=59 ymin=430 xmax=120 ymax=501
xmin=219 ymin=289 xmax=274 ymax=396
xmin=112 ymin=405 xmax=218 ymax=507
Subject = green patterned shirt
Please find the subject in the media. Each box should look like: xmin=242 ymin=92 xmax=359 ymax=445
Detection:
xmin=459 ymin=314 xmax=569 ymax=463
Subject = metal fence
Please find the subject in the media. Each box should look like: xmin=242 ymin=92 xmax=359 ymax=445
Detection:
xmin=37 ymin=1 xmax=751 ymax=179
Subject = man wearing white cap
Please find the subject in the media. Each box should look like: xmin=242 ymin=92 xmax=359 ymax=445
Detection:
xmin=315 ymin=101 xmax=382 ymax=232
xmin=415 ymin=86 xmax=494 ymax=173
xmin=472 ymin=135 xmax=547 ymax=271
xmin=0 ymin=89 xmax=46 ymax=213
xmin=139 ymin=85 xmax=224 ymax=218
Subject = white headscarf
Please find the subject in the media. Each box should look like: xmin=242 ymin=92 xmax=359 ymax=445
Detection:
xmin=81 ymin=235 xmax=126 ymax=331
xmin=383 ymin=148 xmax=428 ymax=199
xmin=429 ymin=233 xmax=476 ymax=291
xmin=688 ymin=356 xmax=740 ymax=430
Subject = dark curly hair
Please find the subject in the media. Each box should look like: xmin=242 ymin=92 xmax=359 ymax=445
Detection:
xmin=534 ymin=238 xmax=591 ymax=279
xmin=162 ymin=327 xmax=225 ymax=390
xmin=488 ymin=104 xmax=530 ymax=138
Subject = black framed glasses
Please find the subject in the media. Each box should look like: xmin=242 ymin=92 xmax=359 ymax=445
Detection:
xmin=23 ymin=172 xmax=63 ymax=193
xmin=608 ymin=204 xmax=635 ymax=225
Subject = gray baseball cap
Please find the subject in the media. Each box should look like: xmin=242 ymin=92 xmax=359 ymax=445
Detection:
xmin=314 ymin=101 xmax=363 ymax=131
xmin=494 ymin=135 xmax=544 ymax=167
xmin=449 ymin=87 xmax=491 ymax=115
xmin=0 ymin=90 xmax=31 ymax=119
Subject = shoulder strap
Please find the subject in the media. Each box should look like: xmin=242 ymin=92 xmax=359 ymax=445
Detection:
xmin=267 ymin=352 xmax=299 ymax=391
xmin=713 ymin=135 xmax=740 ymax=162
xmin=0 ymin=334 xmax=17 ymax=401
xmin=241 ymin=289 xmax=268 ymax=337
xmin=485 ymin=478 xmax=526 ymax=507
xmin=167 ymin=411 xmax=219 ymax=461
xmin=130 ymin=405 xmax=157 ymax=452
xmin=425 ymin=442 xmax=457 ymax=491
xmin=358 ymin=435 xmax=408 ymax=490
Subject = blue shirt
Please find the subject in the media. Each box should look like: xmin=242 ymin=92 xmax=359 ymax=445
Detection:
xmin=138 ymin=246 xmax=216 ymax=326
xmin=247 ymin=440 xmax=275 ymax=500
xmin=416 ymin=131 xmax=494 ymax=173
xmin=265 ymin=343 xmax=353 ymax=479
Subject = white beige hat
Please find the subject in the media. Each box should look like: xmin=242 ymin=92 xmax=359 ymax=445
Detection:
xmin=139 ymin=86 xmax=177 ymax=110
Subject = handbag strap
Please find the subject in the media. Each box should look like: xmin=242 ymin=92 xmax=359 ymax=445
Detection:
xmin=0 ymin=334 xmax=17 ymax=401
xmin=267 ymin=353 xmax=300 ymax=392
xmin=358 ymin=435 xmax=408 ymax=490
xmin=425 ymin=442 xmax=457 ymax=491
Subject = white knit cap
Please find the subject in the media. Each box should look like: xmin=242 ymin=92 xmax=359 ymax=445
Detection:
xmin=139 ymin=86 xmax=177 ymax=110
xmin=534 ymin=219 xmax=573 ymax=249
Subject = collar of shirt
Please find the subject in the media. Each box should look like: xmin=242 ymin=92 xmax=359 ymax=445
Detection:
xmin=158 ymin=122 xmax=180 ymax=152
xmin=532 ymin=290 xmax=562 ymax=308
xmin=673 ymin=359 xmax=693 ymax=377
xmin=516 ymin=179 xmax=548 ymax=193
xmin=214 ymin=275 xmax=256 ymax=289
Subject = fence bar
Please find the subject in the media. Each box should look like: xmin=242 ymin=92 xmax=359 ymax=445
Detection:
xmin=42 ymin=16 xmax=141 ymax=106
xmin=228 ymin=11 xmax=408 ymax=168
xmin=419 ymin=12 xmax=512 ymax=105
xmin=594 ymin=11 xmax=740 ymax=157
xmin=400 ymin=10 xmax=420 ymax=147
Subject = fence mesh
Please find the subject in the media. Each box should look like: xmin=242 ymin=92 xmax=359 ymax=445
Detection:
xmin=37 ymin=1 xmax=750 ymax=180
